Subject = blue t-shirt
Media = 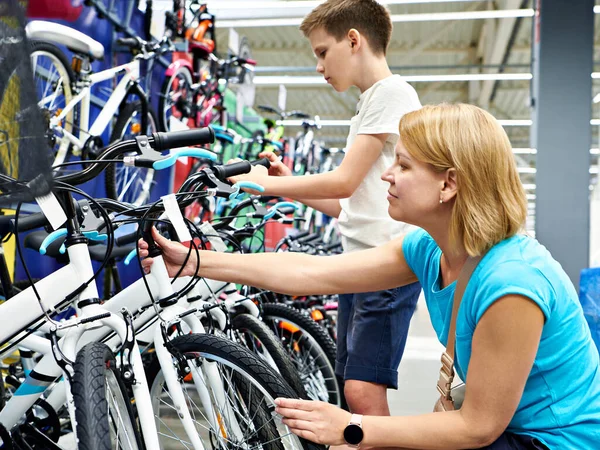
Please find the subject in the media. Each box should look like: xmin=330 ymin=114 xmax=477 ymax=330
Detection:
xmin=403 ymin=229 xmax=600 ymax=448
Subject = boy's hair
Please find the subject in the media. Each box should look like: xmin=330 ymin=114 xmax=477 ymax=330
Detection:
xmin=299 ymin=0 xmax=392 ymax=55
xmin=400 ymin=103 xmax=527 ymax=257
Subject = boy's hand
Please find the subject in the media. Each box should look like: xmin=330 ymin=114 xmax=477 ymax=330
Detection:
xmin=258 ymin=151 xmax=293 ymax=177
xmin=138 ymin=227 xmax=198 ymax=277
xmin=227 ymin=158 xmax=269 ymax=193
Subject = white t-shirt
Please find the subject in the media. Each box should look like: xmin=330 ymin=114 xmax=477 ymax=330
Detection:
xmin=338 ymin=74 xmax=421 ymax=252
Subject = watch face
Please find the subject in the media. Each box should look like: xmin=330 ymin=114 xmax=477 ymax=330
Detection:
xmin=344 ymin=424 xmax=364 ymax=445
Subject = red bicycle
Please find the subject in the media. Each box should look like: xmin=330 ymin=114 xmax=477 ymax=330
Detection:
xmin=159 ymin=1 xmax=255 ymax=131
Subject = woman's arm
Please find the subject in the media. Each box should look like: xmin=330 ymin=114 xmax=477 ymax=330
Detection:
xmin=276 ymin=294 xmax=545 ymax=449
xmin=197 ymin=234 xmax=417 ymax=295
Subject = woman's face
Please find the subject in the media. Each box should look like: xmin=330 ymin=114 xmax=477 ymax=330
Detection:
xmin=382 ymin=139 xmax=446 ymax=226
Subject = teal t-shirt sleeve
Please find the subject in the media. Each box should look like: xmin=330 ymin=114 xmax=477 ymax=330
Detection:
xmin=401 ymin=228 xmax=432 ymax=283
xmin=469 ymin=261 xmax=554 ymax=327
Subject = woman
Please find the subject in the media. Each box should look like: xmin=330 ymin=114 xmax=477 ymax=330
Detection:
xmin=139 ymin=103 xmax=600 ymax=449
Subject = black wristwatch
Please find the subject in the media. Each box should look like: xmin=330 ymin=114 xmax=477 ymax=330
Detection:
xmin=343 ymin=414 xmax=364 ymax=447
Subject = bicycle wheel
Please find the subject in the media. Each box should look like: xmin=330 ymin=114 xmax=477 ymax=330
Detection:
xmin=148 ymin=333 xmax=323 ymax=450
xmin=105 ymin=100 xmax=158 ymax=206
xmin=261 ymin=303 xmax=346 ymax=408
xmin=159 ymin=65 xmax=194 ymax=132
xmin=72 ymin=342 xmax=142 ymax=450
xmin=29 ymin=41 xmax=75 ymax=167
xmin=231 ymin=313 xmax=308 ymax=399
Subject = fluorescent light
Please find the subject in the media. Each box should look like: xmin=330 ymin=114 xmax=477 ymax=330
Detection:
xmin=595 ymin=5 xmax=600 ymax=13
xmin=513 ymin=148 xmax=537 ymax=154
xmin=389 ymin=9 xmax=534 ymax=22
xmin=526 ymin=194 xmax=536 ymax=200
xmin=218 ymin=8 xmax=534 ymax=28
xmin=207 ymin=0 xmax=485 ymax=9
xmin=497 ymin=120 xmax=532 ymax=126
xmin=518 ymin=167 xmax=537 ymax=174
xmin=279 ymin=118 xmax=534 ymax=127
xmin=592 ymin=120 xmax=600 ymax=126
xmin=522 ymin=184 xmax=536 ymax=190
xmin=254 ymin=73 xmax=532 ymax=86
xmin=594 ymin=93 xmax=600 ymax=104
xmin=278 ymin=119 xmax=351 ymax=126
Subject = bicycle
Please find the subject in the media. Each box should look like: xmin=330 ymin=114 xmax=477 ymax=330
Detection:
xmin=26 ymin=21 xmax=172 ymax=206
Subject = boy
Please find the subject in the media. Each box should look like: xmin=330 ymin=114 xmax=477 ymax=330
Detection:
xmin=232 ymin=0 xmax=422 ymax=420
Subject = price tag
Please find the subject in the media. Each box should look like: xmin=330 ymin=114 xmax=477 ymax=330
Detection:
xmin=35 ymin=193 xmax=67 ymax=230
xmin=199 ymin=222 xmax=227 ymax=253
xmin=278 ymin=84 xmax=287 ymax=112
xmin=161 ymin=194 xmax=192 ymax=242
xmin=228 ymin=28 xmax=239 ymax=56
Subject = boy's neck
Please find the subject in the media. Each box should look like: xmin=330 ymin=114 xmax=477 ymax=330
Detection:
xmin=355 ymin=56 xmax=394 ymax=93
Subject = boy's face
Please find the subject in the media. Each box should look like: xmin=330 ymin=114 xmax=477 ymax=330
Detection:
xmin=308 ymin=27 xmax=354 ymax=92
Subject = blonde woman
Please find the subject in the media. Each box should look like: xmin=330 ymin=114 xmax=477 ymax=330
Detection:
xmin=139 ymin=104 xmax=600 ymax=449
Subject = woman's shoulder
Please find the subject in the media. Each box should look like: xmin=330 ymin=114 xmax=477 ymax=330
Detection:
xmin=402 ymin=228 xmax=439 ymax=277
xmin=470 ymin=234 xmax=568 ymax=323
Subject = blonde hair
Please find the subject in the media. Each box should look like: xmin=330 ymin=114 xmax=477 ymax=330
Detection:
xmin=399 ymin=103 xmax=527 ymax=256
xmin=299 ymin=0 xmax=392 ymax=55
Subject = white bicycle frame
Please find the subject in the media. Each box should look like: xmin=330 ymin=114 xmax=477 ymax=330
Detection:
xmin=0 ymin=239 xmax=161 ymax=449
xmin=50 ymin=58 xmax=143 ymax=167
xmin=2 ymin=249 xmax=255 ymax=450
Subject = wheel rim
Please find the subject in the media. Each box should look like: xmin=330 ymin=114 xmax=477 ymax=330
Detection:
xmin=105 ymin=370 xmax=139 ymax=450
xmin=150 ymin=354 xmax=305 ymax=450
xmin=115 ymin=110 xmax=156 ymax=206
xmin=267 ymin=318 xmax=341 ymax=406
xmin=162 ymin=68 xmax=193 ymax=131
xmin=30 ymin=49 xmax=73 ymax=166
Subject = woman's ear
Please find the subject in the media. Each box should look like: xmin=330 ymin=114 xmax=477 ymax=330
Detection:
xmin=347 ymin=29 xmax=361 ymax=52
xmin=441 ymin=168 xmax=458 ymax=201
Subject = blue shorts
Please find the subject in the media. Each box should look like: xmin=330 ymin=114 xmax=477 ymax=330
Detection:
xmin=336 ymin=282 xmax=421 ymax=389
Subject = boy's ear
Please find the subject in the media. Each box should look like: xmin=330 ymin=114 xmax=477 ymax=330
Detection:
xmin=347 ymin=28 xmax=361 ymax=51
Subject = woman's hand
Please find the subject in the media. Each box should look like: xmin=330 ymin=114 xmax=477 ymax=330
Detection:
xmin=138 ymin=227 xmax=198 ymax=277
xmin=274 ymin=398 xmax=351 ymax=446
xmin=258 ymin=151 xmax=293 ymax=177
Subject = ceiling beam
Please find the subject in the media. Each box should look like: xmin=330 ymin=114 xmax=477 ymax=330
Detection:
xmin=477 ymin=0 xmax=523 ymax=108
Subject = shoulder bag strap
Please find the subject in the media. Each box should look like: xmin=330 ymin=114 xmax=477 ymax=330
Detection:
xmin=436 ymin=252 xmax=486 ymax=399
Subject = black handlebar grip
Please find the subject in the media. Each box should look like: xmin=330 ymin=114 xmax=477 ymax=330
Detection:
xmin=13 ymin=212 xmax=50 ymax=232
xmin=297 ymin=233 xmax=322 ymax=244
xmin=289 ymin=230 xmax=310 ymax=241
xmin=276 ymin=206 xmax=297 ymax=216
xmin=116 ymin=37 xmax=141 ymax=49
xmin=115 ymin=231 xmax=139 ymax=247
xmin=325 ymin=242 xmax=343 ymax=251
xmin=151 ymin=127 xmax=215 ymax=151
xmin=212 ymin=160 xmax=252 ymax=180
xmin=250 ymin=158 xmax=271 ymax=169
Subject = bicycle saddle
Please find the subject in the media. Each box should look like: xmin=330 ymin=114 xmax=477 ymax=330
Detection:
xmin=26 ymin=21 xmax=105 ymax=61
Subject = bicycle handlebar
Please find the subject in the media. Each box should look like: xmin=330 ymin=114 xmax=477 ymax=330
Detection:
xmin=152 ymin=127 xmax=215 ymax=151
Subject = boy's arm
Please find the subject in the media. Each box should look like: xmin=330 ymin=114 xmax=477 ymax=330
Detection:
xmin=231 ymin=133 xmax=388 ymax=200
xmin=295 ymin=198 xmax=342 ymax=218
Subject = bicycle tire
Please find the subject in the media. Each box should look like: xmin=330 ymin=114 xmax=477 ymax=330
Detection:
xmin=155 ymin=333 xmax=324 ymax=450
xmin=105 ymin=100 xmax=158 ymax=205
xmin=29 ymin=40 xmax=75 ymax=167
xmin=261 ymin=303 xmax=347 ymax=409
xmin=231 ymin=313 xmax=308 ymax=399
xmin=72 ymin=342 xmax=142 ymax=450
xmin=159 ymin=64 xmax=194 ymax=132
